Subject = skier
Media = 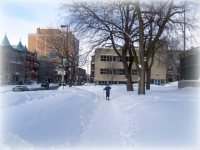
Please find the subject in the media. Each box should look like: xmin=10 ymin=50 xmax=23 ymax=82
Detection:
xmin=103 ymin=84 xmax=111 ymax=100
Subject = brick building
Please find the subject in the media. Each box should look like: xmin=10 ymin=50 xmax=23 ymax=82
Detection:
xmin=28 ymin=28 xmax=79 ymax=83
xmin=28 ymin=28 xmax=79 ymax=57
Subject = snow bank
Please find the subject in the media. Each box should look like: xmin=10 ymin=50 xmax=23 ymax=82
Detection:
xmin=0 ymin=83 xmax=59 ymax=93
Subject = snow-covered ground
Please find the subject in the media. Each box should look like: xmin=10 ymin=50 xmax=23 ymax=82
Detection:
xmin=0 ymin=82 xmax=200 ymax=150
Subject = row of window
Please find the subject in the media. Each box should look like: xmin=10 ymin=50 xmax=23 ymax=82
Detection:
xmin=100 ymin=55 xmax=134 ymax=62
xmin=150 ymin=79 xmax=165 ymax=85
xmin=99 ymin=81 xmax=126 ymax=85
xmin=100 ymin=69 xmax=138 ymax=75
xmin=6 ymin=64 xmax=23 ymax=71
xmin=5 ymin=63 xmax=37 ymax=71
xmin=98 ymin=80 xmax=165 ymax=85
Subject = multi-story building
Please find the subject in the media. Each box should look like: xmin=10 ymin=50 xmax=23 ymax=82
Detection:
xmin=0 ymin=34 xmax=38 ymax=85
xmin=178 ymin=47 xmax=200 ymax=88
xmin=78 ymin=68 xmax=86 ymax=83
xmin=38 ymin=55 xmax=63 ymax=83
xmin=91 ymin=47 xmax=167 ymax=85
xmin=28 ymin=28 xmax=79 ymax=57
xmin=90 ymin=55 xmax=95 ymax=83
xmin=28 ymin=28 xmax=79 ymax=83
xmin=38 ymin=59 xmax=55 ymax=83
xmin=25 ymin=48 xmax=39 ymax=83
xmin=166 ymin=50 xmax=183 ymax=82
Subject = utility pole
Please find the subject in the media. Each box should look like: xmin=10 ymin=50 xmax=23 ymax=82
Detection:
xmin=184 ymin=8 xmax=186 ymax=51
xmin=61 ymin=25 xmax=69 ymax=83
xmin=87 ymin=61 xmax=89 ymax=85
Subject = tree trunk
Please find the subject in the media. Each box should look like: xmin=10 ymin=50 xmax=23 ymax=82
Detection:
xmin=122 ymin=58 xmax=134 ymax=91
xmin=65 ymin=74 xmax=68 ymax=85
xmin=146 ymin=63 xmax=151 ymax=90
xmin=146 ymin=69 xmax=151 ymax=90
xmin=136 ymin=2 xmax=145 ymax=95
xmin=138 ymin=67 xmax=145 ymax=94
xmin=126 ymin=74 xmax=133 ymax=91
xmin=69 ymin=78 xmax=72 ymax=87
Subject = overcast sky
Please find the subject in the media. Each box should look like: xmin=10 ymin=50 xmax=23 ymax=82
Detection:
xmin=0 ymin=0 xmax=60 ymax=47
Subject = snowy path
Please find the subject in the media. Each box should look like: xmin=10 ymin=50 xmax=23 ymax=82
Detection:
xmin=74 ymin=86 xmax=137 ymax=149
xmin=1 ymin=83 xmax=199 ymax=150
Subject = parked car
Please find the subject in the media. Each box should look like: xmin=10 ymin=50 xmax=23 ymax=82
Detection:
xmin=41 ymin=82 xmax=48 ymax=87
xmin=12 ymin=85 xmax=30 ymax=92
xmin=59 ymin=82 xmax=66 ymax=86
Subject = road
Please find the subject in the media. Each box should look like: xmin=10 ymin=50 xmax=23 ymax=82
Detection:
xmin=0 ymin=85 xmax=61 ymax=93
xmin=29 ymin=85 xmax=60 ymax=91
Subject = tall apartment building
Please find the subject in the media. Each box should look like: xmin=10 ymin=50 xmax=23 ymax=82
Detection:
xmin=28 ymin=28 xmax=79 ymax=83
xmin=28 ymin=28 xmax=79 ymax=57
xmin=90 ymin=48 xmax=167 ymax=85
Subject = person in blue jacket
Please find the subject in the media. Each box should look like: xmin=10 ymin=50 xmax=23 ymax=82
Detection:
xmin=103 ymin=84 xmax=111 ymax=100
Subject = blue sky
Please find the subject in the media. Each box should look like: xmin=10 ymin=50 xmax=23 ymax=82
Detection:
xmin=0 ymin=0 xmax=60 ymax=47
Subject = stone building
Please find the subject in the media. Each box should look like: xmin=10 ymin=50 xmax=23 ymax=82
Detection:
xmin=0 ymin=34 xmax=38 ymax=85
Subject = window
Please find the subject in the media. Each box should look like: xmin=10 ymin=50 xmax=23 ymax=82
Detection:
xmin=119 ymin=81 xmax=126 ymax=84
xmin=158 ymin=80 xmax=161 ymax=85
xmin=101 ymin=56 xmax=106 ymax=61
xmin=99 ymin=81 xmax=107 ymax=85
xmin=106 ymin=69 xmax=112 ymax=75
xmin=114 ymin=69 xmax=125 ymax=75
xmin=100 ymin=55 xmax=122 ymax=62
xmin=100 ymin=69 xmax=113 ymax=75
xmin=150 ymin=79 xmax=154 ymax=84
xmin=100 ymin=68 xmax=107 ymax=74
xmin=161 ymin=79 xmax=164 ymax=84
xmin=109 ymin=81 xmax=117 ymax=84
xmin=155 ymin=79 xmax=158 ymax=85
xmin=114 ymin=56 xmax=121 ymax=62
xmin=107 ymin=56 xmax=112 ymax=61
xmin=132 ymin=69 xmax=138 ymax=75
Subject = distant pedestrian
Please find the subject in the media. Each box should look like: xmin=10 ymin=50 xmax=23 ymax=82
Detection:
xmin=103 ymin=84 xmax=111 ymax=100
xmin=46 ymin=81 xmax=49 ymax=90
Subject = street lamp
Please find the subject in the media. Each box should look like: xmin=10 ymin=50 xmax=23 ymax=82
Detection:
xmin=60 ymin=25 xmax=69 ymax=84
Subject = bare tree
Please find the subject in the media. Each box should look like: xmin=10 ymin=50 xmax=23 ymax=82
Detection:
xmin=59 ymin=0 xmax=199 ymax=94
xmin=36 ymin=26 xmax=87 ymax=87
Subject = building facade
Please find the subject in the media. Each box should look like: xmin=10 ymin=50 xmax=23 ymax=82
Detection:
xmin=28 ymin=28 xmax=79 ymax=57
xmin=179 ymin=47 xmax=200 ymax=80
xmin=166 ymin=50 xmax=183 ymax=82
xmin=38 ymin=55 xmax=63 ymax=83
xmin=38 ymin=59 xmax=55 ymax=83
xmin=178 ymin=47 xmax=200 ymax=88
xmin=25 ymin=49 xmax=39 ymax=83
xmin=91 ymin=48 xmax=167 ymax=85
xmin=28 ymin=28 xmax=79 ymax=83
xmin=0 ymin=34 xmax=38 ymax=85
xmin=78 ymin=68 xmax=86 ymax=83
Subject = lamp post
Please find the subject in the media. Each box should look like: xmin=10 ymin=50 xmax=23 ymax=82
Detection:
xmin=60 ymin=25 xmax=68 ymax=84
